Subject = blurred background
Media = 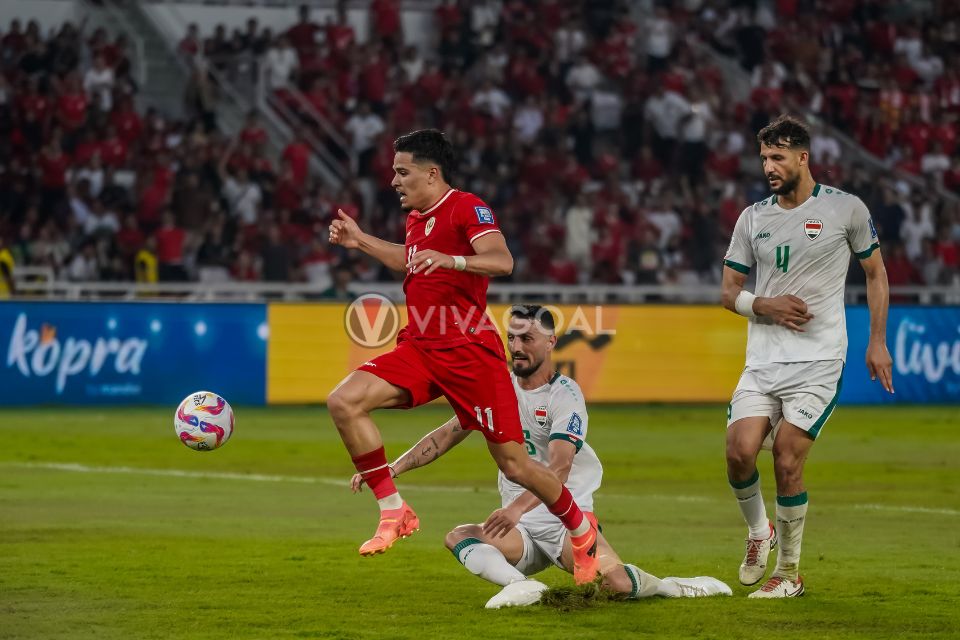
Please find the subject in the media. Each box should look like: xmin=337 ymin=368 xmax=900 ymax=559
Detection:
xmin=0 ymin=0 xmax=957 ymax=407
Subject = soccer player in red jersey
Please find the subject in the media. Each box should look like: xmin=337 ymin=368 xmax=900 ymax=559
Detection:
xmin=327 ymin=130 xmax=599 ymax=584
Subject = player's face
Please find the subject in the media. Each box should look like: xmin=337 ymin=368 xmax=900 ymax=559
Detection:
xmin=391 ymin=152 xmax=437 ymax=211
xmin=507 ymin=317 xmax=554 ymax=378
xmin=760 ymin=143 xmax=805 ymax=195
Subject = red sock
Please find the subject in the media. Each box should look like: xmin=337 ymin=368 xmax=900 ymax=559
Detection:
xmin=547 ymin=485 xmax=586 ymax=532
xmin=352 ymin=447 xmax=397 ymax=501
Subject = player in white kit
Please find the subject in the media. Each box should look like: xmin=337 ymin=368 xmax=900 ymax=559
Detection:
xmin=721 ymin=116 xmax=894 ymax=598
xmin=352 ymin=305 xmax=730 ymax=607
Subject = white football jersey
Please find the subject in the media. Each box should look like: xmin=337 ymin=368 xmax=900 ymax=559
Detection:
xmin=724 ymin=184 xmax=879 ymax=365
xmin=498 ymin=372 xmax=603 ymax=516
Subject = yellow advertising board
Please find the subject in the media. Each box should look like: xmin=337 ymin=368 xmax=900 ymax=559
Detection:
xmin=267 ymin=302 xmax=747 ymax=404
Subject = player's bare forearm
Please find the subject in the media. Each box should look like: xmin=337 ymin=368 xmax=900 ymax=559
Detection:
xmin=861 ymin=250 xmax=894 ymax=393
xmin=390 ymin=417 xmax=471 ymax=476
xmin=862 ymin=252 xmax=890 ymax=344
xmin=720 ymin=266 xmax=749 ymax=313
xmin=357 ymin=234 xmax=407 ymax=272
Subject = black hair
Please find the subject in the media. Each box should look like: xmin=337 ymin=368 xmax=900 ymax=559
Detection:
xmin=757 ymin=115 xmax=811 ymax=150
xmin=393 ymin=129 xmax=455 ymax=182
xmin=510 ymin=304 xmax=556 ymax=333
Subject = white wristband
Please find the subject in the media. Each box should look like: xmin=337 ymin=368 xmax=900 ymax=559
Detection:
xmin=452 ymin=255 xmax=467 ymax=271
xmin=735 ymin=290 xmax=757 ymax=318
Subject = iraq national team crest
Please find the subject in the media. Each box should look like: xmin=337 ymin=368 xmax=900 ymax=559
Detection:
xmin=425 ymin=217 xmax=436 ymax=236
xmin=804 ymin=219 xmax=823 ymax=240
xmin=534 ymin=406 xmax=548 ymax=426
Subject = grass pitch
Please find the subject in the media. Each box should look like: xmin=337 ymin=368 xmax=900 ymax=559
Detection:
xmin=1 ymin=405 xmax=958 ymax=639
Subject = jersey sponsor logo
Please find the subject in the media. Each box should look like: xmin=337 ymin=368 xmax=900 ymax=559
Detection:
xmin=796 ymin=408 xmax=814 ymax=420
xmin=534 ymin=405 xmax=548 ymax=426
xmin=566 ymin=412 xmax=583 ymax=436
xmin=804 ymin=219 xmax=823 ymax=240
xmin=754 ymin=231 xmax=771 ymax=241
xmin=868 ymin=217 xmax=878 ymax=239
xmin=474 ymin=206 xmax=495 ymax=224
xmin=424 ymin=216 xmax=436 ymax=236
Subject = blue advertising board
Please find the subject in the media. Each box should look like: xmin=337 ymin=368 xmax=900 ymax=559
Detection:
xmin=842 ymin=306 xmax=960 ymax=404
xmin=0 ymin=302 xmax=267 ymax=405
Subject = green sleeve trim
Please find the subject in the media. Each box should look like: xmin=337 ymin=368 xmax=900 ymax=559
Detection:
xmin=728 ymin=468 xmax=760 ymax=490
xmin=548 ymin=371 xmax=561 ymax=385
xmin=855 ymin=242 xmax=880 ymax=260
xmin=812 ymin=183 xmax=821 ymax=197
xmin=450 ymin=537 xmax=483 ymax=559
xmin=723 ymin=259 xmax=751 ymax=274
xmin=776 ymin=491 xmax=809 ymax=507
xmin=549 ymin=432 xmax=583 ymax=452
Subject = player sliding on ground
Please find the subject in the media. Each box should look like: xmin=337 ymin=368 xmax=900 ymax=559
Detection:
xmin=328 ymin=130 xmax=599 ymax=584
xmin=352 ymin=305 xmax=731 ymax=608
xmin=721 ymin=115 xmax=894 ymax=598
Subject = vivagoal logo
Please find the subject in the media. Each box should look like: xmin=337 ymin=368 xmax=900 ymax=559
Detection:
xmin=344 ymin=294 xmax=401 ymax=348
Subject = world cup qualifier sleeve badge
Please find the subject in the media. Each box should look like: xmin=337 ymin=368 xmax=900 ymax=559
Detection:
xmin=804 ymin=219 xmax=823 ymax=240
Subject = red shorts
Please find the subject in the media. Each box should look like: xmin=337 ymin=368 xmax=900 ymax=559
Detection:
xmin=358 ymin=337 xmax=523 ymax=445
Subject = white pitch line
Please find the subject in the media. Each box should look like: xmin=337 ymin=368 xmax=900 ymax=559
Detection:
xmin=3 ymin=462 xmax=957 ymax=517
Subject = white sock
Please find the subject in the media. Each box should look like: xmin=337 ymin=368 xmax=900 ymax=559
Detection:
xmin=452 ymin=538 xmax=526 ymax=587
xmin=624 ymin=564 xmax=662 ymax=599
xmin=730 ymin=469 xmax=770 ymax=539
xmin=377 ymin=493 xmax=403 ymax=511
xmin=774 ymin=492 xmax=808 ymax=580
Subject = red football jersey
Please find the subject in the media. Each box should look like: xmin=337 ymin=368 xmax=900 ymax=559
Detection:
xmin=402 ymin=188 xmax=503 ymax=352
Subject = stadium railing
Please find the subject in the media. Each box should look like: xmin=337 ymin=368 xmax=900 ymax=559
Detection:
xmin=10 ymin=278 xmax=959 ymax=305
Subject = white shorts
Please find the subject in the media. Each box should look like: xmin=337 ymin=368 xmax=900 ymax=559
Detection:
xmin=727 ymin=360 xmax=844 ymax=443
xmin=513 ymin=514 xmax=568 ymax=576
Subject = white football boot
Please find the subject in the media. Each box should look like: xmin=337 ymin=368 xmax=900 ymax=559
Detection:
xmin=739 ymin=522 xmax=778 ymax=586
xmin=748 ymin=575 xmax=804 ymax=598
xmin=661 ymin=576 xmax=733 ymax=597
xmin=484 ymin=579 xmax=549 ymax=609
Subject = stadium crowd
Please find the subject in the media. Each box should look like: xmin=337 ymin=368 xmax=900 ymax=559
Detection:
xmin=0 ymin=0 xmax=958 ymax=292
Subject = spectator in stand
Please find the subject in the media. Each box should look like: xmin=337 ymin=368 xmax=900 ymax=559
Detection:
xmin=155 ymin=208 xmax=187 ymax=281
xmin=261 ymin=223 xmax=293 ymax=282
xmin=264 ymin=35 xmax=299 ymax=91
xmin=318 ymin=263 xmax=355 ymax=300
xmin=83 ymin=54 xmax=115 ymax=112
xmin=286 ymin=4 xmax=322 ymax=57
xmin=66 ymin=239 xmax=99 ymax=281
xmin=344 ymin=102 xmax=385 ymax=177
xmin=219 ymin=140 xmax=263 ymax=226
xmin=135 ymin=236 xmax=158 ymax=283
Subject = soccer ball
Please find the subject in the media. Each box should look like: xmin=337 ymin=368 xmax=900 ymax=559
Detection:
xmin=174 ymin=391 xmax=235 ymax=451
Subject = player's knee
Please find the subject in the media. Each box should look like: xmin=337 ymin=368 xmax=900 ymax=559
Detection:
xmin=444 ymin=524 xmax=482 ymax=551
xmin=725 ymin=439 xmax=755 ymax=472
xmin=326 ymin=385 xmax=363 ymax=423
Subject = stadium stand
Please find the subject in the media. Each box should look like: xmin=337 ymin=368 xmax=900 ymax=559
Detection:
xmin=1 ymin=1 xmax=958 ymax=292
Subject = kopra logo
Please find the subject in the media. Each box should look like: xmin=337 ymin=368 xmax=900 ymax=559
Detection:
xmin=344 ymin=294 xmax=400 ymax=348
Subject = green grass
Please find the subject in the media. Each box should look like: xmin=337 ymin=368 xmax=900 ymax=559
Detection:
xmin=1 ymin=405 xmax=958 ymax=639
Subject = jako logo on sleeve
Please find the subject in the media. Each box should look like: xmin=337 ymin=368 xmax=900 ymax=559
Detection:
xmin=475 ymin=207 xmax=495 ymax=224
xmin=6 ymin=313 xmax=148 ymax=394
xmin=566 ymin=412 xmax=583 ymax=436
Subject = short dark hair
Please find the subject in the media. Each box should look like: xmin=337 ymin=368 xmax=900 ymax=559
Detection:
xmin=757 ymin=115 xmax=810 ymax=150
xmin=510 ymin=304 xmax=556 ymax=333
xmin=393 ymin=129 xmax=455 ymax=182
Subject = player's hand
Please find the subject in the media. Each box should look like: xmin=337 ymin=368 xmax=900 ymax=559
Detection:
xmin=328 ymin=209 xmax=364 ymax=249
xmin=350 ymin=472 xmax=365 ymax=493
xmin=756 ymin=294 xmax=814 ymax=332
xmin=348 ymin=465 xmax=397 ymax=494
xmin=866 ymin=340 xmax=894 ymax=394
xmin=406 ymin=249 xmax=453 ymax=275
xmin=482 ymin=505 xmax=522 ymax=538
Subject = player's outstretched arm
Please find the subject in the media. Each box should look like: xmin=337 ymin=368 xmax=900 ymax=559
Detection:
xmin=349 ymin=417 xmax=471 ymax=492
xmin=721 ymin=266 xmax=813 ymax=331
xmin=406 ymin=231 xmax=513 ymax=276
xmin=328 ymin=209 xmax=407 ymax=272
xmin=483 ymin=439 xmax=576 ymax=538
xmin=860 ymin=250 xmax=894 ymax=394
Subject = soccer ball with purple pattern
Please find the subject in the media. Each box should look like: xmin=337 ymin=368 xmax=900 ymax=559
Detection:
xmin=174 ymin=391 xmax=235 ymax=451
